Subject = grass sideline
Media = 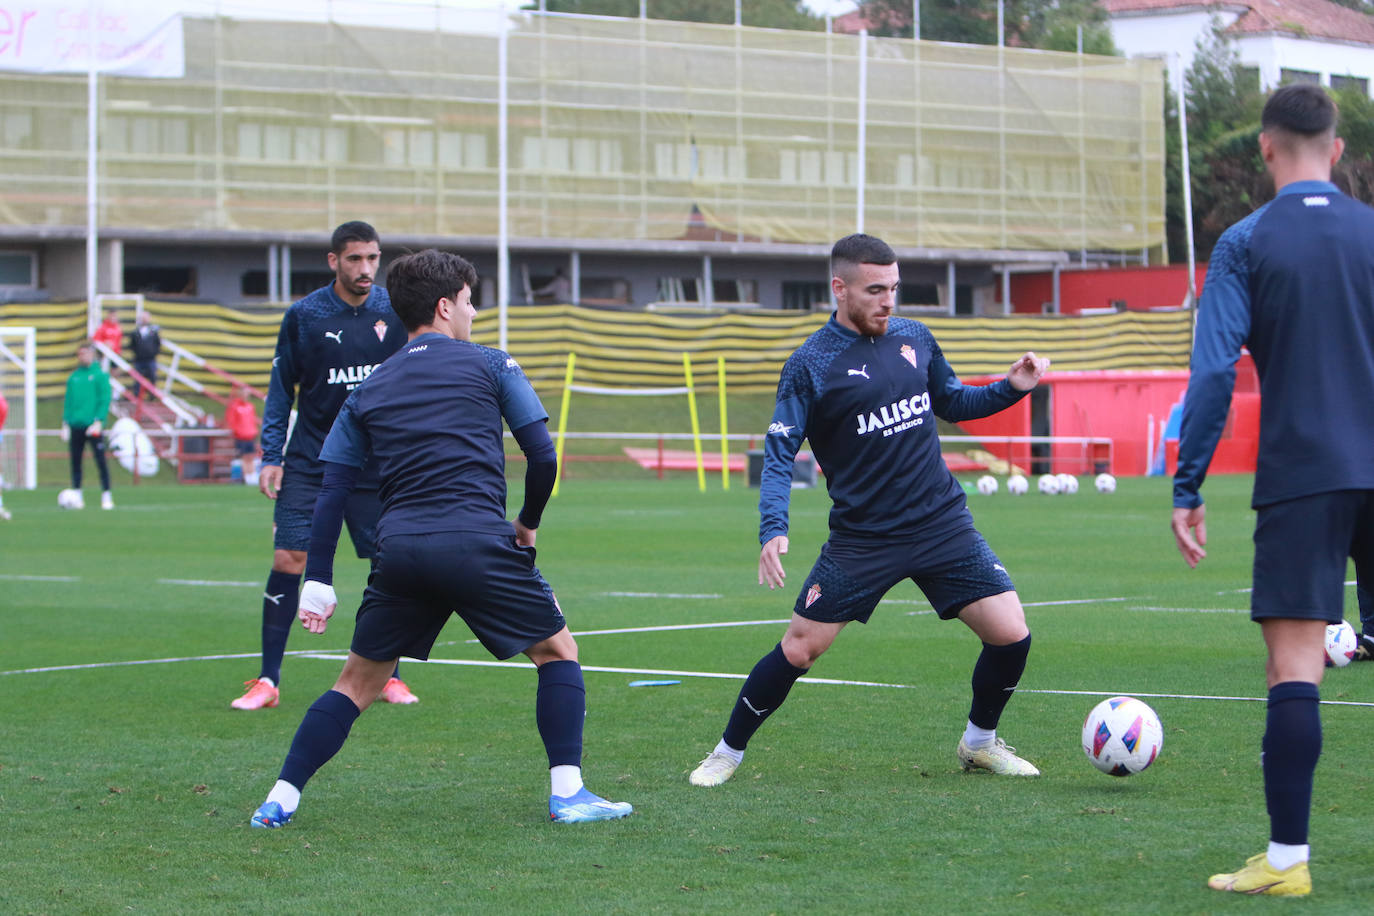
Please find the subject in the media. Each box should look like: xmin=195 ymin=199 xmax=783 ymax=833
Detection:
xmin=1 ymin=474 xmax=1370 ymax=913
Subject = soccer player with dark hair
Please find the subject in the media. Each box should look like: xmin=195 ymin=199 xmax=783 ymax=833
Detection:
xmin=688 ymin=232 xmax=1050 ymax=788
xmin=1172 ymin=83 xmax=1374 ymax=897
xmin=250 ymin=248 xmax=633 ymax=827
xmin=231 ymin=220 xmax=420 ymax=710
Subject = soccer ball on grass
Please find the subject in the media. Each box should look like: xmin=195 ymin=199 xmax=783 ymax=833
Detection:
xmin=975 ymin=475 xmax=999 ymax=495
xmin=1055 ymin=473 xmax=1079 ymax=494
xmin=1082 ymin=696 xmax=1163 ymax=777
xmin=1006 ymin=474 xmax=1029 ymax=495
xmin=57 ymin=488 xmax=84 ymax=510
xmin=1037 ymin=474 xmax=1061 ymax=495
xmin=1325 ymin=620 xmax=1357 ymax=668
xmin=1094 ymin=473 xmax=1117 ymax=493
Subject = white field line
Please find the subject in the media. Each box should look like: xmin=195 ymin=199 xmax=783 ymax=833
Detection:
xmin=600 ymin=591 xmax=723 ymax=599
xmin=1130 ymin=606 xmax=1249 ymax=614
xmin=158 ymin=578 xmax=260 ymax=587
xmin=9 ymin=648 xmax=1374 ymax=708
xmin=0 ymin=574 xmax=80 ymax=582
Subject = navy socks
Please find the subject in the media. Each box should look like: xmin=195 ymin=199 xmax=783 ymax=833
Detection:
xmin=1263 ymin=680 xmax=1322 ymax=846
xmin=968 ymin=634 xmax=1031 ymax=730
xmin=536 ymin=659 xmax=585 ymax=768
xmin=279 ymin=690 xmax=361 ymax=790
xmin=260 ymin=569 xmax=301 ymax=685
xmin=722 ymin=643 xmax=808 ymax=751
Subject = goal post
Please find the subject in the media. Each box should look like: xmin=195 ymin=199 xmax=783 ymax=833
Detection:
xmin=550 ymin=351 xmax=730 ymax=496
xmin=0 ymin=326 xmax=38 ymax=490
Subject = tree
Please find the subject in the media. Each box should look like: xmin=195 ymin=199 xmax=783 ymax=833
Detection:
xmin=534 ymin=0 xmax=824 ymax=30
xmin=856 ymin=0 xmax=1116 ymax=53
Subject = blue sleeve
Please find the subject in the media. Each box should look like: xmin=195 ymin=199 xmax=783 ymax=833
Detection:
xmin=317 ymin=399 xmax=369 ymax=468
xmin=758 ymin=363 xmax=810 ymax=544
xmin=1173 ymin=237 xmax=1251 ymax=509
xmin=495 ymin=354 xmax=549 ymax=431
xmin=304 ymin=461 xmax=362 ymax=585
xmin=512 ymin=420 xmax=557 ymax=530
xmin=927 ymin=337 xmax=1026 ymax=421
xmin=259 ymin=312 xmax=298 ymax=467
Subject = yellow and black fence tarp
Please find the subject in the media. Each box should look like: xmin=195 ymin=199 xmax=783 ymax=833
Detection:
xmin=2 ymin=302 xmax=1191 ymax=400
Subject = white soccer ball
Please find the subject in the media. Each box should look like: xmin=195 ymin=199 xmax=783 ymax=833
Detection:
xmin=1037 ymin=473 xmax=1061 ymax=495
xmin=1325 ymin=620 xmax=1357 ymax=668
xmin=57 ymin=488 xmax=84 ymax=510
xmin=1095 ymin=473 xmax=1117 ymax=493
xmin=1082 ymin=696 xmax=1164 ymax=777
xmin=1006 ymin=474 xmax=1029 ymax=495
xmin=1056 ymin=473 xmax=1079 ymax=494
xmin=975 ymin=475 xmax=999 ymax=495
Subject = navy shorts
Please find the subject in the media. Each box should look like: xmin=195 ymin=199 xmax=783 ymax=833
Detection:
xmin=272 ymin=469 xmax=379 ymax=559
xmin=794 ymin=526 xmax=1016 ymax=623
xmin=1251 ymin=489 xmax=1374 ymax=623
xmin=351 ymin=531 xmax=567 ymax=662
xmin=234 ymin=438 xmax=257 ymax=456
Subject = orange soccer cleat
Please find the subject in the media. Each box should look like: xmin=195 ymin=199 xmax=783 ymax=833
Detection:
xmin=231 ymin=678 xmax=280 ymax=710
xmin=379 ymin=677 xmax=419 ymax=705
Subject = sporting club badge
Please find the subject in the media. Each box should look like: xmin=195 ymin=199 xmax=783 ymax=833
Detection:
xmin=805 ymin=582 xmax=822 ymax=608
xmin=374 ymin=319 xmax=389 ymax=342
xmin=899 ymin=344 xmax=918 ymax=370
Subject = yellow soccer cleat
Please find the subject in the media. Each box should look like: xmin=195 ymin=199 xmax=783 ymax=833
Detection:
xmin=957 ymin=737 xmax=1040 ymax=776
xmin=1207 ymin=853 xmax=1311 ymax=896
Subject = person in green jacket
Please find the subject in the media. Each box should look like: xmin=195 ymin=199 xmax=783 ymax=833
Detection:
xmin=63 ymin=342 xmax=114 ymax=510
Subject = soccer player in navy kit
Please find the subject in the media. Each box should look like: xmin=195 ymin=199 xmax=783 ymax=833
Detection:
xmin=250 ymin=249 xmax=632 ymax=828
xmin=1172 ymin=85 xmax=1374 ymax=897
xmin=689 ymin=233 xmax=1050 ymax=788
xmin=232 ymin=222 xmax=419 ymax=710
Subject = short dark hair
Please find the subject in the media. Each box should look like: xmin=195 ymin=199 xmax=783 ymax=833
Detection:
xmin=1262 ymin=84 xmax=1337 ymax=138
xmin=385 ymin=249 xmax=478 ymax=332
xmin=831 ymin=233 xmax=897 ymax=278
xmin=330 ymin=220 xmax=380 ymax=254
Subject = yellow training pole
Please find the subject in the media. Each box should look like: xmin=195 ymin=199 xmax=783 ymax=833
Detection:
xmin=683 ymin=352 xmax=706 ymax=492
xmin=552 ymin=351 xmax=575 ymax=497
xmin=717 ymin=355 xmax=729 ymax=491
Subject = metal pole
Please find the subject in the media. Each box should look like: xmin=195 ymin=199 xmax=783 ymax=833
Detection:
xmin=498 ymin=0 xmax=510 ymax=351
xmin=912 ymin=1 xmax=919 ymax=40
xmin=85 ymin=1 xmax=99 ymax=336
xmin=1177 ymin=56 xmax=1198 ymax=315
xmin=856 ymin=30 xmax=868 ymax=233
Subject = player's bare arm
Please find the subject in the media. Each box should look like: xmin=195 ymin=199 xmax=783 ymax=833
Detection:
xmin=1007 ymin=352 xmax=1051 ymax=391
xmin=1170 ymin=504 xmax=1208 ymax=569
xmin=514 ymin=518 xmax=537 ymax=548
xmin=759 ymin=535 xmax=789 ymax=589
xmin=258 ymin=464 xmax=283 ymax=499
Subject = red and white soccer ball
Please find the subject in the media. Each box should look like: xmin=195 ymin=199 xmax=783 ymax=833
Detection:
xmin=1325 ymin=621 xmax=1357 ymax=668
xmin=1082 ymin=696 xmax=1163 ymax=777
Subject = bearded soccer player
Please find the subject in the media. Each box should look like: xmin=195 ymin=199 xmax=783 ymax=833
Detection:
xmin=231 ymin=221 xmax=419 ymax=710
xmin=689 ymin=233 xmax=1050 ymax=788
xmin=1172 ymin=84 xmax=1374 ymax=897
xmin=250 ymin=249 xmax=632 ymax=828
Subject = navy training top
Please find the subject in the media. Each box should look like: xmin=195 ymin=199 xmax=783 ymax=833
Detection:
xmin=318 ymin=332 xmax=549 ymax=541
xmin=260 ymin=283 xmax=407 ymax=486
xmin=1175 ymin=180 xmax=1374 ymax=509
xmin=760 ymin=314 xmax=1027 ymax=544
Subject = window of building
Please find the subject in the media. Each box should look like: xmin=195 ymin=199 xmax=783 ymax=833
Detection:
xmin=0 ymin=251 xmax=37 ymax=288
xmin=713 ymin=279 xmax=757 ymax=304
xmin=782 ymin=280 xmax=829 ymax=311
xmin=1331 ymin=74 xmax=1369 ymax=95
xmin=2 ymin=110 xmax=33 ymax=149
xmin=241 ymin=270 xmax=335 ymax=297
xmin=899 ymin=283 xmax=940 ymax=307
xmin=125 ymin=266 xmax=196 ymax=296
xmin=1280 ymin=68 xmax=1320 ymax=86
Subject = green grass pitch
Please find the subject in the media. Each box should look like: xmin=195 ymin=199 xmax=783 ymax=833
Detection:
xmin=1 ymin=473 xmax=1369 ymax=913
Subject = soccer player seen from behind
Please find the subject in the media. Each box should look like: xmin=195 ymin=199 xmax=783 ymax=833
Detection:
xmin=250 ymin=249 xmax=633 ymax=828
xmin=1172 ymin=84 xmax=1374 ymax=897
xmin=232 ymin=221 xmax=419 ymax=710
xmin=689 ymin=233 xmax=1050 ymax=789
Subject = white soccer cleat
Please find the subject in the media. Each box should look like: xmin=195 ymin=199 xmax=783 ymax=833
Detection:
xmin=689 ymin=751 xmax=741 ymax=787
xmin=0 ymin=507 xmax=10 ymax=521
xmin=100 ymin=491 xmax=114 ymax=510
xmin=957 ymin=737 xmax=1040 ymax=776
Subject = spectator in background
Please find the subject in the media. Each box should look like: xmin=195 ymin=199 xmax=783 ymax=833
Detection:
xmin=533 ymin=268 xmax=571 ymax=303
xmin=63 ymin=342 xmax=114 ymax=511
xmin=226 ymin=384 xmax=261 ymax=485
xmin=128 ymin=312 xmax=162 ymax=400
xmin=92 ymin=310 xmax=123 ymax=354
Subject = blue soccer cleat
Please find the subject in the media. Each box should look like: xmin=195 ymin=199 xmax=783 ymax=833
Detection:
xmin=250 ymin=801 xmax=293 ymax=829
xmin=548 ymin=787 xmax=633 ymax=824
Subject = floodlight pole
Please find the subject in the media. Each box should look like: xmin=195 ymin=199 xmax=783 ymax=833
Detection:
xmin=498 ymin=0 xmax=510 ymax=352
xmin=1176 ymin=55 xmax=1198 ymax=323
xmin=85 ymin=0 xmax=99 ymax=336
xmin=856 ymin=30 xmax=868 ymax=233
